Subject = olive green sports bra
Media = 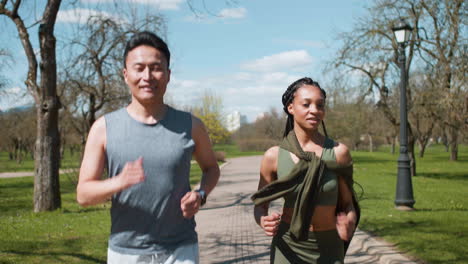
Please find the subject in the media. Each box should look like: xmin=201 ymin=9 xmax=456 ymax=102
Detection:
xmin=277 ymin=137 xmax=338 ymax=207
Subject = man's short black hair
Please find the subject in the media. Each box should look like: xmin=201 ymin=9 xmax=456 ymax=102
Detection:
xmin=123 ymin=31 xmax=170 ymax=68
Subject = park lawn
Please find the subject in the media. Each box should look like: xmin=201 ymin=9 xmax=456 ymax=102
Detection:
xmin=0 ymin=176 xmax=109 ymax=263
xmin=0 ymin=150 xmax=82 ymax=173
xmin=0 ymin=164 xmax=204 ymax=264
xmin=353 ymin=144 xmax=468 ymax=264
xmin=0 ymin=151 xmax=36 ymax=173
xmin=0 ymin=144 xmax=261 ymax=173
xmin=0 ymin=144 xmax=466 ymax=263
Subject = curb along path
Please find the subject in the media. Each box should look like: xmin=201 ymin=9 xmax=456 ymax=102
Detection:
xmin=196 ymin=156 xmax=418 ymax=264
xmin=0 ymin=169 xmax=75 ymax=179
xmin=0 ymin=171 xmax=34 ymax=178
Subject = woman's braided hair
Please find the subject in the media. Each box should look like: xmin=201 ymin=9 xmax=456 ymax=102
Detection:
xmin=281 ymin=77 xmax=327 ymax=137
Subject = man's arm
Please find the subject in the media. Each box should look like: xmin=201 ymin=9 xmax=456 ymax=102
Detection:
xmin=76 ymin=117 xmax=145 ymax=207
xmin=191 ymin=116 xmax=220 ymax=196
xmin=180 ymin=116 xmax=220 ymax=218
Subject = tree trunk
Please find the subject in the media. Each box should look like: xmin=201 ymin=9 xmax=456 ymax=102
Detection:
xmin=33 ymin=0 xmax=62 ymax=212
xmin=367 ymin=134 xmax=373 ymax=152
xmin=88 ymin=93 xmax=96 ymax=128
xmin=409 ymin=141 xmax=416 ymax=177
xmin=441 ymin=133 xmax=449 ymax=152
xmin=391 ymin=136 xmax=396 ymax=154
xmin=450 ymin=143 xmax=458 ymax=161
xmin=408 ymin=124 xmax=416 ymax=176
xmin=448 ymin=127 xmax=458 ymax=161
xmin=34 ymin=104 xmax=61 ymax=212
xmin=418 ymin=139 xmax=427 ymax=158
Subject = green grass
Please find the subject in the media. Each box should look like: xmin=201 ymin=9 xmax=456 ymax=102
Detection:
xmin=0 ymin=176 xmax=110 ymax=263
xmin=0 ymin=150 xmax=81 ymax=173
xmin=0 ymin=152 xmax=36 ymax=173
xmin=0 ymin=145 xmax=261 ymax=174
xmin=0 ymin=144 xmax=466 ymax=263
xmin=353 ymin=144 xmax=468 ymax=264
xmin=0 ymin=163 xmax=204 ymax=264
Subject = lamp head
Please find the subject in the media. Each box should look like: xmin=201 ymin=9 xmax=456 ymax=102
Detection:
xmin=392 ymin=19 xmax=413 ymax=44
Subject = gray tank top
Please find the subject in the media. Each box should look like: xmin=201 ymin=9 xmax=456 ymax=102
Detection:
xmin=105 ymin=106 xmax=197 ymax=254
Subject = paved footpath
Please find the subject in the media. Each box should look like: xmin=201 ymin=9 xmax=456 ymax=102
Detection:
xmin=196 ymin=156 xmax=420 ymax=264
xmin=0 ymin=171 xmax=34 ymax=178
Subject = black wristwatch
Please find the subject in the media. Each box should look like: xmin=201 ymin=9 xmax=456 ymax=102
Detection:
xmin=195 ymin=189 xmax=207 ymax=206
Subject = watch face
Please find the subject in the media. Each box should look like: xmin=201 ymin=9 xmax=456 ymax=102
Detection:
xmin=197 ymin=189 xmax=207 ymax=205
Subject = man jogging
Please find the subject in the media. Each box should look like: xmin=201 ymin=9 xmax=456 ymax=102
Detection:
xmin=77 ymin=31 xmax=220 ymax=264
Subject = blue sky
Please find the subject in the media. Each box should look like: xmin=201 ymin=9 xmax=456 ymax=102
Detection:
xmin=0 ymin=0 xmax=370 ymax=121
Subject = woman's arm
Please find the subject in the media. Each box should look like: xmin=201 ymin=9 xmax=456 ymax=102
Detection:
xmin=336 ymin=175 xmax=357 ymax=241
xmin=254 ymin=146 xmax=281 ymax=236
xmin=334 ymin=142 xmax=357 ymax=241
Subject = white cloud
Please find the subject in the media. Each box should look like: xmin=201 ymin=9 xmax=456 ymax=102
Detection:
xmin=241 ymin=50 xmax=313 ymax=72
xmin=218 ymin=7 xmax=247 ymax=19
xmin=57 ymin=8 xmax=126 ymax=24
xmin=4 ymin=86 xmax=23 ymax=94
xmin=130 ymin=0 xmax=183 ymax=10
xmin=170 ymin=78 xmax=200 ymax=89
xmin=183 ymin=6 xmax=247 ymax=23
xmin=168 ymin=72 xmax=301 ymax=122
xmin=274 ymin=38 xmax=325 ymax=49
xmin=80 ymin=0 xmax=183 ymax=10
xmin=0 ymin=86 xmax=34 ymax=111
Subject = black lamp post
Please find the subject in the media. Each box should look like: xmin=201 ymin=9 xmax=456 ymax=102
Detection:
xmin=392 ymin=19 xmax=415 ymax=210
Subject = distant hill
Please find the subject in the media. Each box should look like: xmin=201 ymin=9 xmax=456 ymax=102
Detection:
xmin=1 ymin=104 xmax=34 ymax=114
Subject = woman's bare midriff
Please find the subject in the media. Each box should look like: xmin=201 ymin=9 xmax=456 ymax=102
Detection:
xmin=281 ymin=206 xmax=336 ymax=231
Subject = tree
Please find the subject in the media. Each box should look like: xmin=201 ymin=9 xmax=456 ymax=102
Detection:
xmin=408 ymin=71 xmax=439 ymax=157
xmin=1 ymin=0 xmax=62 ymax=212
xmin=253 ymin=108 xmax=285 ymax=142
xmin=0 ymin=107 xmax=36 ymax=162
xmin=415 ymin=0 xmax=466 ymax=160
xmin=191 ymin=91 xmax=231 ymax=145
xmin=332 ymin=1 xmax=421 ymax=175
xmin=232 ymin=108 xmax=285 ymax=152
xmin=333 ymin=0 xmax=467 ymax=162
xmin=58 ymin=13 xmax=165 ymax=150
xmin=0 ymin=49 xmax=9 ymax=93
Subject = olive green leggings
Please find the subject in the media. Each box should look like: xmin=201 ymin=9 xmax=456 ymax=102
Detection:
xmin=270 ymin=222 xmax=344 ymax=264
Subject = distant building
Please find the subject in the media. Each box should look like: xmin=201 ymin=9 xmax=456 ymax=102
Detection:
xmin=225 ymin=111 xmax=247 ymax=132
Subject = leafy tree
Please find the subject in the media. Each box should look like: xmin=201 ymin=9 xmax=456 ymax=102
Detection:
xmin=197 ymin=112 xmax=231 ymax=145
xmin=191 ymin=91 xmax=230 ymax=144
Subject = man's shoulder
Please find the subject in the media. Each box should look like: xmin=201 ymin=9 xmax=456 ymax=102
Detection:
xmin=104 ymin=108 xmax=126 ymax=119
xmin=167 ymin=105 xmax=192 ymax=118
xmin=166 ymin=106 xmax=194 ymax=127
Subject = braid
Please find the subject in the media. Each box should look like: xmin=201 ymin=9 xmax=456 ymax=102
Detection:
xmin=281 ymin=77 xmax=326 ymax=137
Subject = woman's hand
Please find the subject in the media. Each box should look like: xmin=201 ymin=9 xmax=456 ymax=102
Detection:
xmin=336 ymin=212 xmax=355 ymax=241
xmin=260 ymin=212 xmax=281 ymax=236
